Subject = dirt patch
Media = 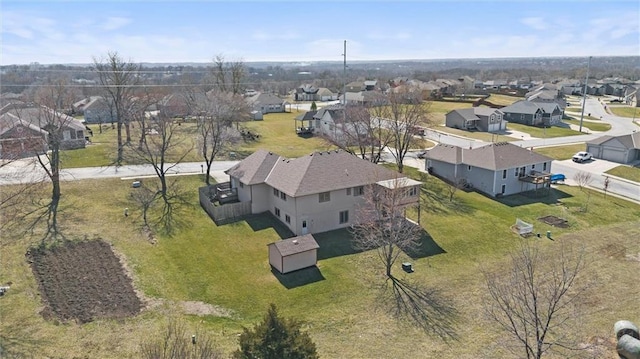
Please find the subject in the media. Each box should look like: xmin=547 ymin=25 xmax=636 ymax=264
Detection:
xmin=538 ymin=215 xmax=569 ymax=228
xmin=26 ymin=240 xmax=142 ymax=323
xmin=180 ymin=301 xmax=233 ymax=317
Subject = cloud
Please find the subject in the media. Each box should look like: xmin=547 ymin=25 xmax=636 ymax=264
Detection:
xmin=251 ymin=30 xmax=300 ymax=41
xmin=102 ymin=17 xmax=131 ymax=31
xmin=520 ymin=17 xmax=547 ymax=31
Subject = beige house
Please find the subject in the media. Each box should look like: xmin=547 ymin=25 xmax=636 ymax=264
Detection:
xmin=268 ymin=234 xmax=319 ymax=274
xmin=225 ymin=149 xmax=421 ymax=236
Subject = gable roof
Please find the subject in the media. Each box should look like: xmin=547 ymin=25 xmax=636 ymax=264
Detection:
xmin=448 ymin=108 xmax=478 ymax=121
xmin=473 ymin=107 xmax=503 ymax=117
xmin=246 ymin=93 xmax=287 ymax=107
xmin=500 ymin=100 xmax=545 ymax=115
xmin=269 ymin=234 xmax=319 ymax=257
xmin=2 ymin=104 xmax=85 ymax=131
xmin=0 ymin=112 xmax=49 ymax=136
xmin=588 ymin=132 xmax=640 ymax=150
xmin=227 ymin=149 xmax=403 ymax=197
xmin=295 ymin=110 xmax=317 ymax=121
xmin=427 ymin=143 xmax=552 ymax=170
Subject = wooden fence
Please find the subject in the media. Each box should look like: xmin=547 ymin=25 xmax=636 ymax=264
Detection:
xmin=199 ymin=186 xmax=252 ymax=223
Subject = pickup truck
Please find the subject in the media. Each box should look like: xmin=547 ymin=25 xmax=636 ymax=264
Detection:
xmin=572 ymin=151 xmax=592 ymax=163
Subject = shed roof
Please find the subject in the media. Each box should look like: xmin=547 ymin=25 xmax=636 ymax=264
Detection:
xmin=270 ymin=234 xmax=319 ymax=257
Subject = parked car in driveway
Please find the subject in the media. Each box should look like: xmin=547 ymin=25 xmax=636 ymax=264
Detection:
xmin=416 ymin=150 xmax=427 ymax=159
xmin=572 ymin=151 xmax=593 ymax=163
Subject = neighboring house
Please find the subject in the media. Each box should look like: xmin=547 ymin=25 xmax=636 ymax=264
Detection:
xmin=445 ymin=107 xmax=506 ymax=132
xmin=345 ymin=81 xmax=365 ymax=92
xmin=81 ymin=96 xmax=115 ymax=124
xmin=586 ymin=132 xmax=640 ymax=164
xmin=157 ymin=93 xmax=198 ymax=118
xmin=268 ymin=234 xmax=319 ymax=274
xmin=501 ymin=100 xmax=562 ymax=126
xmin=316 ymin=88 xmax=338 ymax=101
xmin=0 ymin=112 xmax=48 ymax=159
xmin=425 ymin=142 xmax=553 ymax=197
xmin=246 ymin=93 xmax=288 ymax=114
xmin=624 ymin=86 xmax=639 ymax=107
xmin=225 ymin=149 xmax=421 ymax=236
xmin=294 ymin=84 xmax=319 ymax=101
xmin=1 ymin=103 xmax=86 ymax=150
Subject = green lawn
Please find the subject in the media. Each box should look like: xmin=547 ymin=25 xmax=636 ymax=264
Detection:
xmin=609 ymin=106 xmax=640 ymax=118
xmin=436 ymin=127 xmax=516 ymax=142
xmin=428 ymin=101 xmax=473 ymax=125
xmin=60 ymin=114 xmax=333 ymax=168
xmin=507 ymin=123 xmax=583 ymax=138
xmin=2 ymin=169 xmax=639 ymax=358
xmin=562 ymin=119 xmax=611 ymax=132
xmin=533 ymin=144 xmax=586 ymax=160
xmin=485 ymin=94 xmax=522 ymax=106
xmin=605 ymin=165 xmax=640 ymax=183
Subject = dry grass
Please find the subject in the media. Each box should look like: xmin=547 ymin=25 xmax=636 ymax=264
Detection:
xmin=485 ymin=94 xmax=522 ymax=106
xmin=1 ymin=172 xmax=638 ymax=358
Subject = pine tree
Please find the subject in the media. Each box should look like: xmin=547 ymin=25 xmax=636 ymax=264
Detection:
xmin=233 ymin=304 xmax=319 ymax=359
xmin=310 ymin=101 xmax=317 ymax=111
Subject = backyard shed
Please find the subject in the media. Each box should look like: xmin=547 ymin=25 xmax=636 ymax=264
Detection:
xmin=268 ymin=234 xmax=319 ymax=274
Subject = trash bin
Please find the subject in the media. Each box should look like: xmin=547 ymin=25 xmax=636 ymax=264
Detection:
xmin=546 ymin=231 xmax=551 ymax=239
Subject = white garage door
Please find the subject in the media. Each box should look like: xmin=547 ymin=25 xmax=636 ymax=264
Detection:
xmin=602 ymin=147 xmax=627 ymax=163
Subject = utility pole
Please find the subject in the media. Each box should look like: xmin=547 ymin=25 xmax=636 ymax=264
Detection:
xmin=579 ymin=56 xmax=592 ymax=133
xmin=342 ymin=40 xmax=347 ymax=106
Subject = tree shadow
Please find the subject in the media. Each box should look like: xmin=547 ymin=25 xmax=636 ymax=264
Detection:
xmin=271 ymin=266 xmax=325 ymax=289
xmin=0 ymin=324 xmax=53 ymax=358
xmin=313 ymin=228 xmax=363 ymax=260
xmin=404 ymin=228 xmax=446 ymax=259
xmin=380 ymin=276 xmax=460 ymax=342
xmin=419 ymin=177 xmax=475 ymax=216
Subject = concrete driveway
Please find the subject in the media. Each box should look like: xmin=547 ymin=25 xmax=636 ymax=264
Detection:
xmin=555 ymin=158 xmax=622 ymax=173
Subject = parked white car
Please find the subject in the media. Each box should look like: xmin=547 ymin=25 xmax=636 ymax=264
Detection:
xmin=572 ymin=151 xmax=593 ymax=163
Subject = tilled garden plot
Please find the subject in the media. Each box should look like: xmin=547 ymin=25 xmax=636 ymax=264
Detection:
xmin=27 ymin=240 xmax=141 ymax=323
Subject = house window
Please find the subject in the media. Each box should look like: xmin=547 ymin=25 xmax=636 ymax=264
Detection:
xmin=515 ymin=167 xmax=519 ymax=177
xmin=407 ymin=186 xmax=418 ymax=197
xmin=285 ymin=214 xmax=291 ymax=224
xmin=543 ymin=162 xmax=547 ymax=171
xmin=63 ymin=130 xmax=71 ymax=140
xmin=519 ymin=166 xmax=526 ymax=177
xmin=501 ymin=184 xmax=506 ymax=194
xmin=354 ymin=186 xmax=364 ymax=196
xmin=275 ymin=207 xmax=280 ymax=217
xmin=502 ymin=169 xmax=507 ymax=179
xmin=532 ymin=164 xmax=536 ymax=170
xmin=273 ymin=188 xmax=279 ymax=197
xmin=239 ymin=182 xmax=244 ymax=188
xmin=319 ymin=191 xmax=331 ymax=203
xmin=339 ymin=210 xmax=349 ymax=224
xmin=280 ymin=192 xmax=286 ymax=201
xmin=346 ymin=187 xmax=351 ymax=196
xmin=468 ymin=165 xmax=472 ymax=171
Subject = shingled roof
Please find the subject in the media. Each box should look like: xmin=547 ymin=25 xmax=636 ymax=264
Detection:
xmin=270 ymin=234 xmax=319 ymax=257
xmin=427 ymin=142 xmax=552 ymax=171
xmin=226 ymin=149 xmax=403 ymax=197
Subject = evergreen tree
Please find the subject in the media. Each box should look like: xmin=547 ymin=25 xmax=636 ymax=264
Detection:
xmin=310 ymin=101 xmax=317 ymax=111
xmin=234 ymin=304 xmax=319 ymax=359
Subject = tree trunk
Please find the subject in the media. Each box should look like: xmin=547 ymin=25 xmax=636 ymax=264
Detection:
xmin=125 ymin=121 xmax=131 ymax=144
xmin=205 ymin=161 xmax=213 ymax=186
xmin=117 ymin=121 xmax=123 ymax=165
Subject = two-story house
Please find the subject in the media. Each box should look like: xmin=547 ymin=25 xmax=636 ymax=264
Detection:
xmin=225 ymin=149 xmax=421 ymax=236
xmin=445 ymin=107 xmax=507 ymax=132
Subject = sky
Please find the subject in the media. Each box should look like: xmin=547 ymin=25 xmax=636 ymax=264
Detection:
xmin=1 ymin=0 xmax=639 ymax=65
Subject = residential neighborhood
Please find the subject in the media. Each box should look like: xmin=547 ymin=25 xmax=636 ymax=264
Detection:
xmin=1 ymin=1 xmax=639 ymax=358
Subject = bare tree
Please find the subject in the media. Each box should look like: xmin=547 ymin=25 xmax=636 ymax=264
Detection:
xmin=351 ymin=177 xmax=422 ymax=278
xmin=370 ymin=88 xmax=431 ymax=173
xmin=93 ymin=51 xmax=140 ymax=165
xmin=484 ymin=241 xmax=588 ymax=359
xmin=126 ymin=114 xmax=191 ymax=231
xmin=445 ymin=177 xmax=465 ymax=202
xmin=213 ymin=55 xmax=245 ymax=95
xmin=197 ymin=91 xmax=247 ymax=185
xmin=140 ymin=319 xmax=223 ymax=359
xmin=573 ymin=171 xmax=593 ymax=212
xmin=12 ymin=79 xmax=80 ymax=241
xmin=331 ymin=104 xmax=393 ymax=163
